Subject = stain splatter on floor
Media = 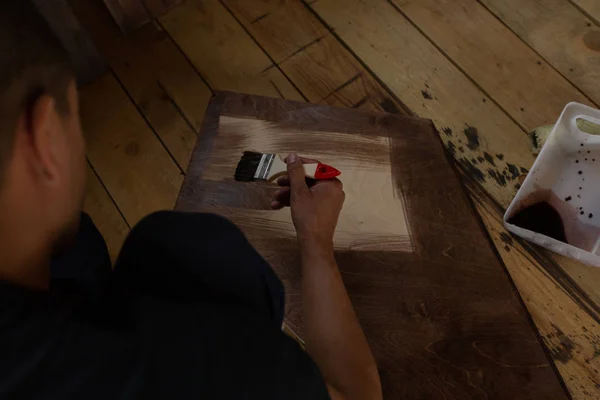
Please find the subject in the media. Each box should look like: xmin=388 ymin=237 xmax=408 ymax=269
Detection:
xmin=463 ymin=125 xmax=480 ymax=150
xmin=546 ymin=324 xmax=576 ymax=363
xmin=484 ymin=152 xmax=495 ymax=166
xmin=446 ymin=142 xmax=457 ymax=157
xmin=488 ymin=169 xmax=507 ymax=186
xmin=442 ymin=127 xmax=452 ymax=136
xmin=496 ymin=154 xmax=504 ymax=160
xmin=507 ymin=163 xmax=520 ymax=179
xmin=459 ymin=157 xmax=485 ymax=183
xmin=421 ymin=90 xmax=433 ymax=100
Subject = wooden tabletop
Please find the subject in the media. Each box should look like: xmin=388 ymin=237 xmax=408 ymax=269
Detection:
xmin=175 ymin=91 xmax=568 ymax=399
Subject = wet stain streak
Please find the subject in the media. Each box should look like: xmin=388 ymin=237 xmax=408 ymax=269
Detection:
xmin=499 ymin=232 xmax=513 ymax=245
xmin=447 ymin=142 xmax=457 ymax=157
xmin=546 ymin=324 xmax=576 ymax=363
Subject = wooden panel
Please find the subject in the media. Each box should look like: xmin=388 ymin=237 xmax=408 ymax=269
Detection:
xmin=480 ymin=0 xmax=600 ymax=105
xmin=82 ymin=164 xmax=130 ymax=263
xmin=159 ymin=0 xmax=304 ymax=101
xmin=211 ymin=116 xmax=412 ymax=252
xmin=310 ymin=0 xmax=534 ymax=209
xmin=71 ymin=0 xmax=210 ymax=170
xmin=223 ymin=0 xmax=408 ymax=113
xmin=34 ymin=0 xmax=106 ymax=85
xmin=467 ymin=177 xmax=600 ymax=399
xmin=307 ymin=2 xmax=600 ymax=397
xmin=392 ymin=0 xmax=592 ymax=131
xmin=177 ymin=92 xmax=568 ymax=399
xmin=80 ymin=73 xmax=183 ymax=226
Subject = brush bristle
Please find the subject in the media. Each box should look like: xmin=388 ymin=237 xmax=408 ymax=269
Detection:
xmin=234 ymin=151 xmax=263 ymax=182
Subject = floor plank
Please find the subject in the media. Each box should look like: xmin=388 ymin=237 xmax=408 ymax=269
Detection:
xmin=80 ymin=73 xmax=183 ymax=226
xmin=223 ymin=0 xmax=407 ymax=114
xmin=480 ymin=0 xmax=600 ymax=106
xmin=391 ymin=0 xmax=593 ymax=131
xmin=468 ymin=178 xmax=600 ymax=400
xmin=309 ymin=0 xmax=534 ymax=209
xmin=572 ymin=0 xmax=600 ymax=23
xmin=82 ymin=163 xmax=130 ymax=263
xmin=159 ymin=0 xmax=304 ymax=101
xmin=71 ymin=0 xmax=210 ymax=170
xmin=35 ymin=0 xmax=107 ymax=85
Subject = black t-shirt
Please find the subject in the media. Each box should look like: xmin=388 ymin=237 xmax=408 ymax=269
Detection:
xmin=0 ymin=212 xmax=329 ymax=399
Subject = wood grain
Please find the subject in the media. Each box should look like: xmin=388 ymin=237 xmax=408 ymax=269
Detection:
xmin=480 ymin=0 xmax=600 ymax=105
xmin=309 ymin=0 xmax=535 ymax=209
xmin=177 ymin=92 xmax=569 ymax=399
xmin=159 ymin=0 xmax=304 ymax=101
xmin=101 ymin=0 xmax=182 ymax=33
xmin=210 ymin=116 xmax=412 ymax=252
xmin=392 ymin=0 xmax=593 ymax=131
xmin=33 ymin=0 xmax=106 ymax=85
xmin=466 ymin=176 xmax=600 ymax=399
xmin=71 ymin=0 xmax=210 ymax=170
xmin=223 ymin=0 xmax=408 ymax=114
xmin=102 ymin=0 xmax=150 ymax=32
xmin=82 ymin=163 xmax=129 ymax=263
xmin=80 ymin=73 xmax=183 ymax=226
xmin=572 ymin=0 xmax=600 ymax=23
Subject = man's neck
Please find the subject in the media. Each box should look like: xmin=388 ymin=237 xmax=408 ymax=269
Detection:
xmin=0 ymin=214 xmax=52 ymax=290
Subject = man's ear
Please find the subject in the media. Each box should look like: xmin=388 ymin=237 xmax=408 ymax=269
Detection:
xmin=28 ymin=94 xmax=62 ymax=185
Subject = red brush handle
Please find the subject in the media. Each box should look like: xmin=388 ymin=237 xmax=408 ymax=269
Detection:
xmin=313 ymin=163 xmax=341 ymax=180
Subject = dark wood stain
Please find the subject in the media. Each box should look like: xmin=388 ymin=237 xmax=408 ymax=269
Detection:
xmin=442 ymin=127 xmax=452 ymax=136
xmin=421 ymin=89 xmax=433 ymax=100
xmin=488 ymin=168 xmax=507 ymax=186
xmin=463 ymin=125 xmax=480 ymax=150
xmin=458 ymin=157 xmax=485 ymax=183
xmin=506 ymin=163 xmax=520 ymax=179
xmin=496 ymin=153 xmax=504 ymax=160
xmin=483 ymin=151 xmax=495 ymax=166
xmin=499 ymin=232 xmax=514 ymax=246
xmin=176 ymin=92 xmax=569 ymax=400
xmin=507 ymin=202 xmax=567 ymax=243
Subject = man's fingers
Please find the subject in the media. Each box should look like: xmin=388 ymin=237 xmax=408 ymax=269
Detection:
xmin=283 ymin=155 xmax=320 ymax=164
xmin=277 ymin=175 xmax=316 ymax=188
xmin=270 ymin=200 xmax=285 ymax=210
xmin=286 ymin=153 xmax=310 ymax=197
xmin=277 ymin=176 xmax=290 ymax=187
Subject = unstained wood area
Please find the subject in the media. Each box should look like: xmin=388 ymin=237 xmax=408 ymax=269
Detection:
xmin=70 ymin=0 xmax=600 ymax=398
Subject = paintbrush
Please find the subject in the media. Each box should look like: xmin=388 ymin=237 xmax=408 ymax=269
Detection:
xmin=234 ymin=151 xmax=341 ymax=182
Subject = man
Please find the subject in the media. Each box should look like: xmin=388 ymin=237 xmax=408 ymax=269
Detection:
xmin=0 ymin=2 xmax=381 ymax=399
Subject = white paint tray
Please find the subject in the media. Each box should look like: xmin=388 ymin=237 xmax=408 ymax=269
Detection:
xmin=504 ymin=102 xmax=600 ymax=267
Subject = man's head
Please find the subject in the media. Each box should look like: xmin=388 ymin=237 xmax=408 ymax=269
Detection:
xmin=0 ymin=1 xmax=86 ymax=271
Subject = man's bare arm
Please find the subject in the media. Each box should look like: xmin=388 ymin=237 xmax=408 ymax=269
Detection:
xmin=272 ymin=153 xmax=382 ymax=400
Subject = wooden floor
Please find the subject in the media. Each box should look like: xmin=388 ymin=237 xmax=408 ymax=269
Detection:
xmin=71 ymin=0 xmax=600 ymax=398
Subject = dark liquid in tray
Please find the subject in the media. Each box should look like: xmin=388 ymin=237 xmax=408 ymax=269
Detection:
xmin=507 ymin=201 xmax=568 ymax=244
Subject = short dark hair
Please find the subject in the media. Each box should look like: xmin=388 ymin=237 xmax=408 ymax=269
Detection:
xmin=0 ymin=0 xmax=74 ymax=179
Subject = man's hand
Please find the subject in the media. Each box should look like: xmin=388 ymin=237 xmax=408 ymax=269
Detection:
xmin=270 ymin=153 xmax=345 ymax=248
